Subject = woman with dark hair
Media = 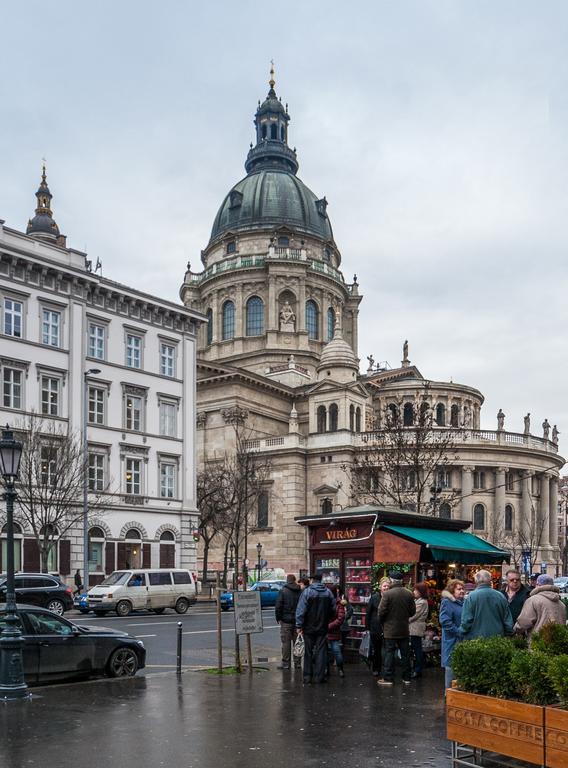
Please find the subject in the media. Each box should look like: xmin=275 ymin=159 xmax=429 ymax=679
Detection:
xmin=409 ymin=582 xmax=429 ymax=679
xmin=327 ymin=584 xmax=346 ymax=677
xmin=439 ymin=578 xmax=465 ymax=690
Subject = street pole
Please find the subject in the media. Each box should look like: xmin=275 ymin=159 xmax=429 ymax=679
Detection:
xmin=216 ymin=572 xmax=222 ymax=673
xmin=0 ymin=428 xmax=27 ymax=700
xmin=83 ymin=369 xmax=100 ymax=594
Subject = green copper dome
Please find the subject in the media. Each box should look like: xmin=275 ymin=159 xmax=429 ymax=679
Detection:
xmin=209 ymin=73 xmax=333 ymax=245
xmin=210 ymin=169 xmax=333 ymax=244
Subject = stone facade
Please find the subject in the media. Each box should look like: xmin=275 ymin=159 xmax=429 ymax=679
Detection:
xmin=181 ymin=76 xmax=565 ymax=576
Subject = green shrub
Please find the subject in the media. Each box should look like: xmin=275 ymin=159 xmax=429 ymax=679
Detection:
xmin=452 ymin=637 xmax=517 ymax=699
xmin=547 ymin=655 xmax=568 ymax=707
xmin=531 ymin=622 xmax=568 ymax=656
xmin=509 ymin=650 xmax=557 ymax=705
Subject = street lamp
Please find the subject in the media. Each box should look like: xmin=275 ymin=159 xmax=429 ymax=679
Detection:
xmin=0 ymin=425 xmax=27 ymax=700
xmin=256 ymin=542 xmax=263 ymax=581
xmin=83 ymin=369 xmax=101 ymax=595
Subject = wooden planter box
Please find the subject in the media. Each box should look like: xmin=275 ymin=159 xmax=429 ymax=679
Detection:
xmin=446 ymin=688 xmax=545 ymax=765
xmin=545 ymin=706 xmax=568 ymax=768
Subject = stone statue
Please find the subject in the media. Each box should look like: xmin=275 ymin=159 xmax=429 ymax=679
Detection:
xmin=403 ymin=340 xmax=409 ymax=362
xmin=524 ymin=413 xmax=531 ymax=436
xmin=463 ymin=405 xmax=472 ymax=428
xmin=552 ymin=424 xmax=559 ymax=444
xmin=542 ymin=418 xmax=551 ymax=440
xmin=279 ymin=300 xmax=296 ymax=331
xmin=366 ymin=354 xmax=375 ymax=372
xmin=497 ymin=409 xmax=505 ymax=430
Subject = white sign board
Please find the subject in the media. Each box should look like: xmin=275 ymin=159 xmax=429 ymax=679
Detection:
xmin=234 ymin=590 xmax=263 ymax=635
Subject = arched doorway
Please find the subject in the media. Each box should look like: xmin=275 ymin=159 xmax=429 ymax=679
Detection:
xmin=124 ymin=528 xmax=143 ymax=569
xmin=159 ymin=530 xmax=176 ymax=568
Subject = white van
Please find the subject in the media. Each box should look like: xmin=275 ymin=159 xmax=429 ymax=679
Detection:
xmin=85 ymin=569 xmax=197 ymax=617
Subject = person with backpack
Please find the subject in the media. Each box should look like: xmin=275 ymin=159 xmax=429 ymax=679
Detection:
xmin=275 ymin=574 xmax=302 ymax=670
xmin=408 ymin=582 xmax=429 ymax=678
xmin=295 ymin=574 xmax=336 ymax=684
xmin=366 ymin=576 xmax=390 ymax=677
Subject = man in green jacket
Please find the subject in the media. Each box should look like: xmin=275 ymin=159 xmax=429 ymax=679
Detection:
xmin=460 ymin=570 xmax=514 ymax=640
xmin=377 ymin=570 xmax=416 ymax=686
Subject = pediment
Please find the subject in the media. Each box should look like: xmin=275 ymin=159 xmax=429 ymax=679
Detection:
xmin=313 ymin=484 xmax=339 ymax=495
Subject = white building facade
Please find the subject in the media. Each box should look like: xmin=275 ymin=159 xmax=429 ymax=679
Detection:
xmin=0 ymin=170 xmax=204 ymax=584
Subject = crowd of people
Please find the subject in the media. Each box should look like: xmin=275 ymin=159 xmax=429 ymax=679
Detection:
xmin=274 ymin=566 xmax=567 ymax=689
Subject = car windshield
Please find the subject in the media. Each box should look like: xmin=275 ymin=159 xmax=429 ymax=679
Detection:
xmin=100 ymin=572 xmax=130 ymax=587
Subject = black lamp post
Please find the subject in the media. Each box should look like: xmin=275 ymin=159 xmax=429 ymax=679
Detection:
xmin=0 ymin=426 xmax=27 ymax=700
xmin=256 ymin=542 xmax=263 ymax=581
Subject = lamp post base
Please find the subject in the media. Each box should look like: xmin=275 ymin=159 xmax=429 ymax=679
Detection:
xmin=0 ymin=628 xmax=29 ymax=700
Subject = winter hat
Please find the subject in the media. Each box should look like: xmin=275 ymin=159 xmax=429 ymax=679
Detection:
xmin=286 ymin=574 xmax=297 ymax=584
xmin=536 ymin=574 xmax=554 ymax=586
xmin=388 ymin=570 xmax=404 ymax=581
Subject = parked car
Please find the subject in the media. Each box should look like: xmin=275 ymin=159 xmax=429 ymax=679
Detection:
xmin=73 ymin=593 xmax=91 ymax=614
xmin=85 ymin=568 xmax=197 ymax=617
xmin=219 ymin=580 xmax=286 ymax=611
xmin=0 ymin=604 xmax=146 ymax=683
xmin=0 ymin=573 xmax=74 ymax=615
xmin=554 ymin=576 xmax=568 ymax=593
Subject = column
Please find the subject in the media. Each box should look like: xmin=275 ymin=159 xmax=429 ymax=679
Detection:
xmin=550 ymin=477 xmax=559 ymax=553
xmin=298 ymin=279 xmax=306 ymax=331
xmin=235 ymin=284 xmax=244 ymax=337
xmin=494 ymin=467 xmax=506 ymax=538
xmin=267 ymin=275 xmax=276 ymax=331
xmin=212 ymin=290 xmax=219 ymax=344
xmin=460 ymin=466 xmax=474 ymax=521
xmin=540 ymin=474 xmax=551 ymax=549
xmin=521 ymin=470 xmax=532 ymax=544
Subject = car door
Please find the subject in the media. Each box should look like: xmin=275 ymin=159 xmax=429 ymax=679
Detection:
xmin=0 ymin=611 xmax=39 ymax=684
xmin=125 ymin=573 xmax=149 ymax=610
xmin=147 ymin=571 xmax=173 ymax=608
xmin=24 ymin=610 xmax=94 ymax=680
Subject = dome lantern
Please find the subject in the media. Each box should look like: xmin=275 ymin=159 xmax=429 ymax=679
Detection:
xmin=26 ymin=164 xmax=61 ymax=242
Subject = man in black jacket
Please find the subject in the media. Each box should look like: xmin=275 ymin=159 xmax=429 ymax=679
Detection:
xmin=501 ymin=569 xmax=531 ymax=623
xmin=275 ymin=574 xmax=302 ymax=669
xmin=377 ymin=570 xmax=416 ymax=686
xmin=295 ymin=574 xmax=336 ymax=684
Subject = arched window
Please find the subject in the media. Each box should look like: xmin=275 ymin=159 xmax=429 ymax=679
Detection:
xmin=206 ymin=308 xmax=213 ymax=345
xmin=125 ymin=528 xmax=141 ymax=540
xmin=317 ymin=405 xmax=327 ymax=433
xmin=450 ymin=404 xmax=459 ymax=427
xmin=159 ymin=530 xmax=176 ymax=567
xmin=327 ymin=307 xmax=335 ymax=341
xmin=504 ymin=504 xmax=514 ymax=532
xmin=277 ymin=236 xmax=289 ymax=247
xmin=473 ymin=504 xmax=485 ymax=531
xmin=270 ymin=123 xmax=278 ymax=140
xmin=321 ymin=498 xmax=333 ymax=515
xmin=280 ymin=125 xmax=285 ymax=141
xmin=403 ymin=402 xmax=414 ymax=427
xmin=257 ymin=492 xmax=269 ymax=528
xmin=387 ymin=403 xmax=399 ymax=425
xmin=261 ymin=124 xmax=267 ymax=139
xmin=88 ymin=527 xmax=105 ymax=573
xmin=323 ymin=247 xmax=331 ymax=263
xmin=222 ymin=300 xmax=235 ymax=340
xmin=355 ymin=407 xmax=361 ymax=432
xmin=329 ymin=403 xmax=339 ymax=432
xmin=226 ymin=240 xmax=236 ymax=254
xmin=349 ymin=404 xmax=355 ymax=431
xmin=439 ymin=503 xmax=452 ymax=519
xmin=306 ymin=300 xmax=319 ymax=340
xmin=89 ymin=526 xmax=105 ymax=539
xmin=246 ymin=296 xmax=264 ymax=336
xmin=436 ymin=403 xmax=446 ymax=427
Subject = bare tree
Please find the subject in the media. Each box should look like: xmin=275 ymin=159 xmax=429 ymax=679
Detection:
xmin=348 ymin=391 xmax=463 ymax=516
xmin=14 ymin=414 xmax=108 ymax=573
xmin=197 ymin=459 xmax=235 ymax=581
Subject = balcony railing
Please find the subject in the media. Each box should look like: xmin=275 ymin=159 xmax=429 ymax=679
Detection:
xmin=187 ymin=255 xmax=266 ymax=284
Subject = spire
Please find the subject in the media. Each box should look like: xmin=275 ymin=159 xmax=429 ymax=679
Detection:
xmin=245 ymin=67 xmax=299 ymax=175
xmin=26 ymin=163 xmax=61 ymax=242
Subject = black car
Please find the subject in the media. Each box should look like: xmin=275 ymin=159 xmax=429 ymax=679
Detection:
xmin=0 ymin=605 xmax=146 ymax=683
xmin=0 ymin=573 xmax=74 ymax=615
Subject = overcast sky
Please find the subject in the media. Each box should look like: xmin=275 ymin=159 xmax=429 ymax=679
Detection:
xmin=1 ymin=1 xmax=567 ymax=453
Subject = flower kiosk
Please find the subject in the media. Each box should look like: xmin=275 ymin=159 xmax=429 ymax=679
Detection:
xmin=295 ymin=505 xmax=509 ymax=659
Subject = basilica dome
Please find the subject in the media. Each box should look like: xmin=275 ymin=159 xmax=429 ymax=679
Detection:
xmin=210 ymin=169 xmax=334 ymax=244
xmin=208 ymin=71 xmax=334 ymax=247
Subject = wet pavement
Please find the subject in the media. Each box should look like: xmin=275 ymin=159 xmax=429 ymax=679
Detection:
xmin=0 ymin=665 xmax=449 ymax=768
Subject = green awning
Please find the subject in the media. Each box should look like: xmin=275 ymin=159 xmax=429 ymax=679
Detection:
xmin=380 ymin=525 xmax=510 ymax=565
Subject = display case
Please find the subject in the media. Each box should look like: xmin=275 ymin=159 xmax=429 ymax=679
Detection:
xmin=343 ymin=555 xmax=373 ymax=653
xmin=315 ymin=557 xmax=341 ymax=586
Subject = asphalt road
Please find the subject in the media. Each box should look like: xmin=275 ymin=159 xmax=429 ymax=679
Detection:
xmin=70 ymin=604 xmax=282 ymax=672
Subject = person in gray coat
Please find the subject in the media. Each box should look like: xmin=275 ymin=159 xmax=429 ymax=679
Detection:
xmin=460 ymin=569 xmax=514 ymax=640
xmin=514 ymin=574 xmax=567 ymax=642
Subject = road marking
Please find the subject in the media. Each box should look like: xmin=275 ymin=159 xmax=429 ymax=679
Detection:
xmin=182 ymin=625 xmax=278 ymax=635
xmin=135 ymin=634 xmax=157 ymax=638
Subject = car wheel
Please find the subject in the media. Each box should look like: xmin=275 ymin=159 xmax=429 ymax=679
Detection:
xmin=107 ymin=647 xmax=139 ymax=678
xmin=94 ymin=611 xmax=108 ymax=617
xmin=175 ymin=597 xmax=189 ymax=614
xmin=46 ymin=599 xmax=65 ymax=615
xmin=221 ymin=605 xmax=230 ymax=612
xmin=79 ymin=609 xmax=90 ymax=615
xmin=153 ymin=608 xmax=165 ymax=614
xmin=116 ymin=600 xmax=132 ymax=617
